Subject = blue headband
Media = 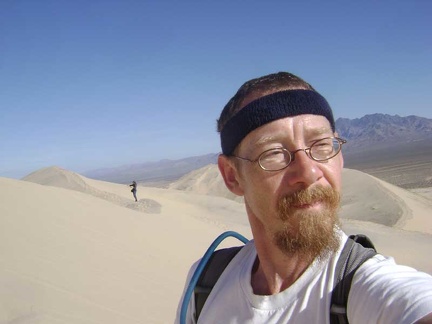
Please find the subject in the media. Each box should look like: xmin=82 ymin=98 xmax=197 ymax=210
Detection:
xmin=220 ymin=90 xmax=335 ymax=155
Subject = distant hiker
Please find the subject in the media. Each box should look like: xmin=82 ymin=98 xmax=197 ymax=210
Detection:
xmin=176 ymin=72 xmax=432 ymax=323
xmin=129 ymin=180 xmax=137 ymax=202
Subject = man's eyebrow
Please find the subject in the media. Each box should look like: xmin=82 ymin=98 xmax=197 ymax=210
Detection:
xmin=254 ymin=135 xmax=280 ymax=147
xmin=255 ymin=127 xmax=332 ymax=145
xmin=306 ymin=127 xmax=333 ymax=137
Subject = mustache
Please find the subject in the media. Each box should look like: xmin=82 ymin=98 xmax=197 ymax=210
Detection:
xmin=280 ymin=186 xmax=340 ymax=209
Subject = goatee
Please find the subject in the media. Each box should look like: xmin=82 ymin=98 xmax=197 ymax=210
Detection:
xmin=274 ymin=185 xmax=341 ymax=261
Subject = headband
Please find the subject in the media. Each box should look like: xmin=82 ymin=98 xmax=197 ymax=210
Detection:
xmin=220 ymin=90 xmax=335 ymax=155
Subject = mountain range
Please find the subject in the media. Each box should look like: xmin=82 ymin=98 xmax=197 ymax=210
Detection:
xmin=83 ymin=114 xmax=432 ymax=188
xmin=84 ymin=153 xmax=219 ymax=186
xmin=336 ymin=113 xmax=432 ymax=150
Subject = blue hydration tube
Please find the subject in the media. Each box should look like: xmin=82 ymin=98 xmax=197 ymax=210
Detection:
xmin=180 ymin=231 xmax=249 ymax=324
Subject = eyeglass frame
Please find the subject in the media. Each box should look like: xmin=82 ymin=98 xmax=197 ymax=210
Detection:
xmin=230 ymin=137 xmax=347 ymax=172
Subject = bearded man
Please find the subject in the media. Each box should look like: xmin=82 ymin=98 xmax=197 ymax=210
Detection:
xmin=176 ymin=72 xmax=432 ymax=323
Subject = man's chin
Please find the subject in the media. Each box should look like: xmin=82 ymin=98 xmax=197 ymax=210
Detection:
xmin=273 ymin=210 xmax=341 ymax=260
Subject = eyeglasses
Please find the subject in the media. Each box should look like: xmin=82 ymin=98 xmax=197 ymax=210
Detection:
xmin=231 ymin=137 xmax=347 ymax=171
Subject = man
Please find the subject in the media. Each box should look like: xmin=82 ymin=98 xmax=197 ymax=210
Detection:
xmin=176 ymin=72 xmax=432 ymax=323
xmin=129 ymin=180 xmax=137 ymax=202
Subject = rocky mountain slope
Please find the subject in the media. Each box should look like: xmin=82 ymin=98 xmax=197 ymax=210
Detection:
xmin=335 ymin=114 xmax=432 ymax=149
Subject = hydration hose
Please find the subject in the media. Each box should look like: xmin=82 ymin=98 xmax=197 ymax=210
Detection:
xmin=180 ymin=231 xmax=249 ymax=324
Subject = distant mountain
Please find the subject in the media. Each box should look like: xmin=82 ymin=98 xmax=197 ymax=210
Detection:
xmin=335 ymin=114 xmax=432 ymax=150
xmin=83 ymin=153 xmax=219 ymax=185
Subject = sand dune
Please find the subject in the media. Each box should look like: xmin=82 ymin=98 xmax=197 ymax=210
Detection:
xmin=24 ymin=166 xmax=162 ymax=214
xmin=168 ymin=164 xmax=243 ymax=202
xmin=1 ymin=165 xmax=431 ymax=323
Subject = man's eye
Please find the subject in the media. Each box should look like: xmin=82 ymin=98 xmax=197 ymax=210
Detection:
xmin=262 ymin=149 xmax=285 ymax=160
xmin=315 ymin=143 xmax=332 ymax=150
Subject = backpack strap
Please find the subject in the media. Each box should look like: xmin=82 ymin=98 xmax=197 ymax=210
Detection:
xmin=330 ymin=234 xmax=377 ymax=324
xmin=194 ymin=246 xmax=243 ymax=322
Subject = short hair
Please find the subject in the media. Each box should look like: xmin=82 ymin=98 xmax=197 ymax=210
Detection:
xmin=217 ymin=72 xmax=316 ymax=133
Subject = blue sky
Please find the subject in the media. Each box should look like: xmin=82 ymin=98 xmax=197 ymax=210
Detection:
xmin=1 ymin=1 xmax=431 ymax=179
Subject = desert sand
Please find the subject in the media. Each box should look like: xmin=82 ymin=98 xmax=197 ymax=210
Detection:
xmin=1 ymin=165 xmax=431 ymax=323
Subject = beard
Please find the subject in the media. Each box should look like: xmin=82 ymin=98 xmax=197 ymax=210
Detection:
xmin=274 ymin=185 xmax=341 ymax=262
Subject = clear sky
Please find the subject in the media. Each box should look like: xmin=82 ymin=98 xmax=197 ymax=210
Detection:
xmin=1 ymin=1 xmax=431 ymax=179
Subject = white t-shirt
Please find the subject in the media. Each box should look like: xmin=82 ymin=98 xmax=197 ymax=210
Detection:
xmin=176 ymin=233 xmax=432 ymax=324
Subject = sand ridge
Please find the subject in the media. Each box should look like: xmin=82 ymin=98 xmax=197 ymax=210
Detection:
xmin=24 ymin=166 xmax=162 ymax=214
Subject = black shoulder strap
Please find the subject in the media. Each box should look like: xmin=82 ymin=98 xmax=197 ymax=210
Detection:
xmin=194 ymin=246 xmax=243 ymax=322
xmin=330 ymin=234 xmax=377 ymax=324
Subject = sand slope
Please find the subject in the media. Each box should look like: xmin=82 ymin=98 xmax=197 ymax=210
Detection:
xmin=1 ymin=165 xmax=431 ymax=323
xmin=1 ymin=173 xmax=250 ymax=323
xmin=168 ymin=164 xmax=243 ymax=202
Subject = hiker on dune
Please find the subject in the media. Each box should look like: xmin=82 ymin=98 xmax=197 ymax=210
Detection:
xmin=129 ymin=180 xmax=137 ymax=202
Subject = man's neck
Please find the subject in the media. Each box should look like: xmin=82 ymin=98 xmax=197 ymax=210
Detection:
xmin=251 ymin=242 xmax=313 ymax=295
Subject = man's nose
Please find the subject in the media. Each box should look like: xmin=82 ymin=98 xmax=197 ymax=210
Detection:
xmin=284 ymin=150 xmax=323 ymax=186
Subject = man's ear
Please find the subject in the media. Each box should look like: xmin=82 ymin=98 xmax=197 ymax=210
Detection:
xmin=218 ymin=154 xmax=244 ymax=196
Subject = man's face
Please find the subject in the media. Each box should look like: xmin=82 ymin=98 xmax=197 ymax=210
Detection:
xmin=233 ymin=113 xmax=344 ymax=259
